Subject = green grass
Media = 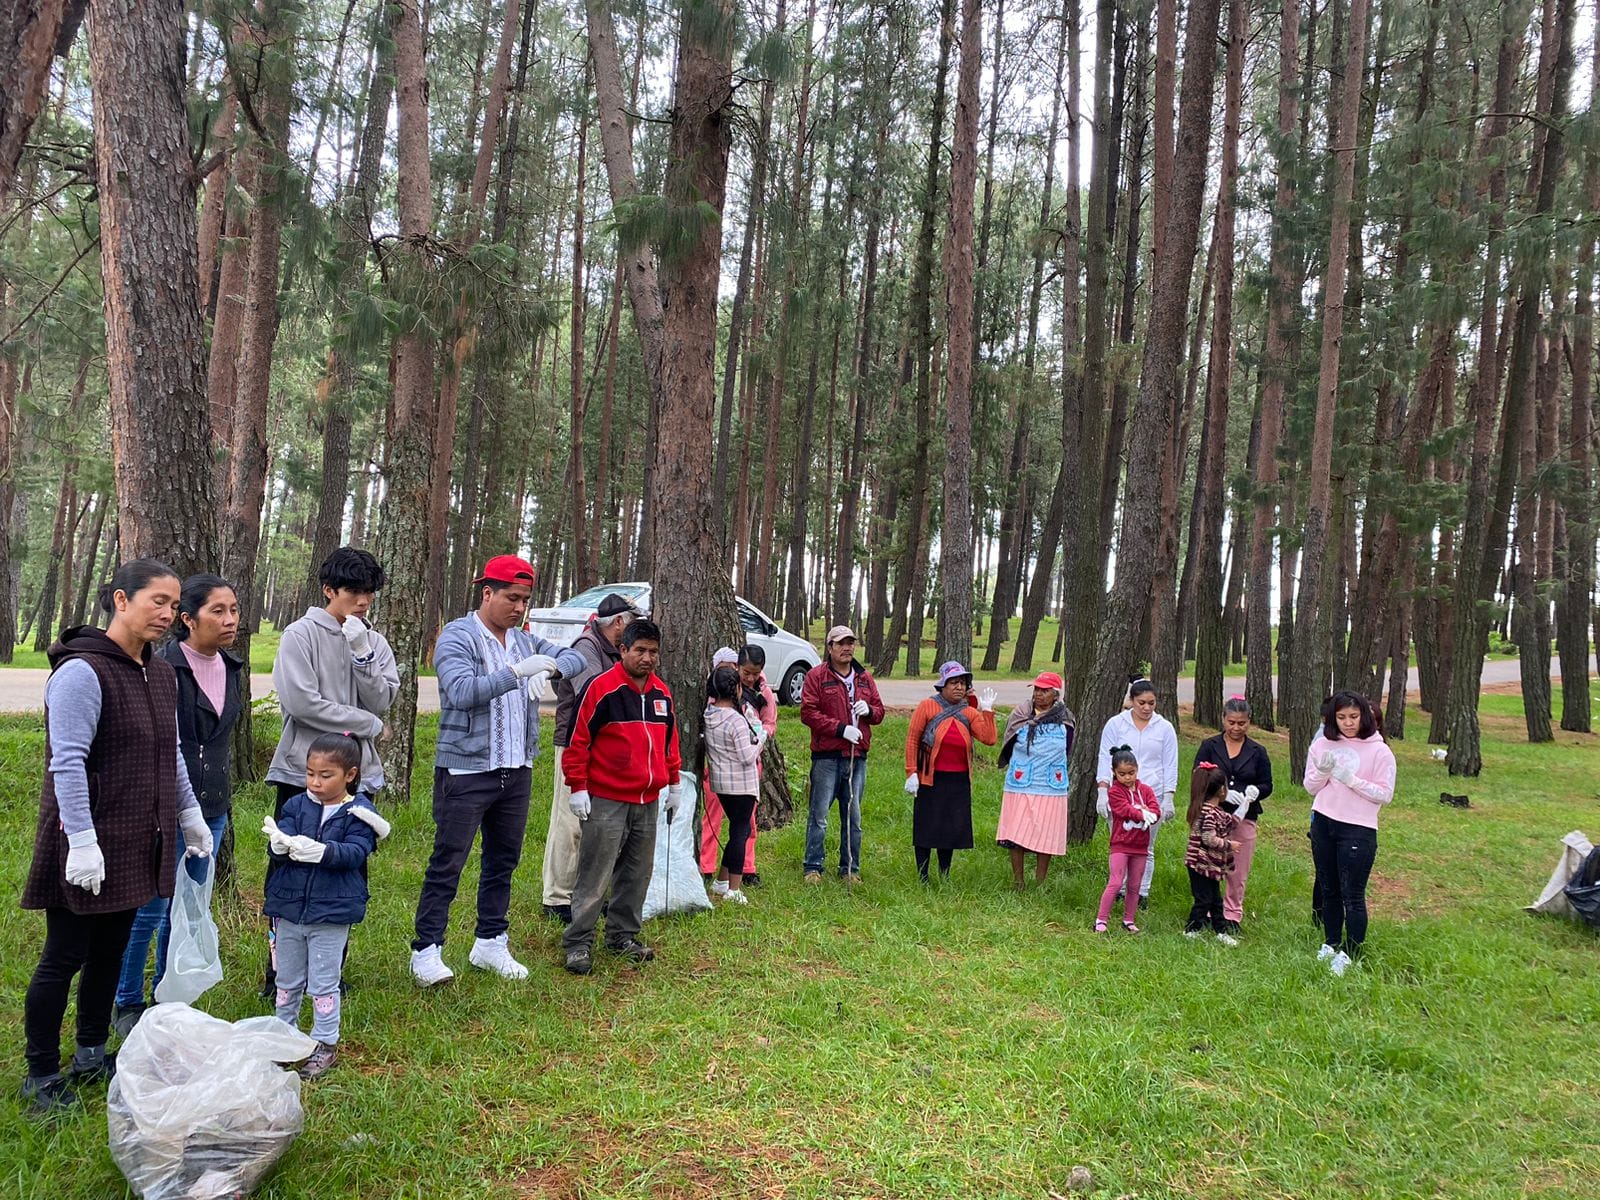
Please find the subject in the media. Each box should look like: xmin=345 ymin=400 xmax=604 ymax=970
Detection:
xmin=1 ymin=697 xmax=1598 ymax=1197
xmin=0 ymin=624 xmax=285 ymax=673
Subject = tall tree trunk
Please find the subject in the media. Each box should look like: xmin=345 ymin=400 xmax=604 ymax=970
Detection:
xmin=568 ymin=114 xmax=591 ymax=591
xmin=90 ymin=0 xmax=219 ymax=577
xmin=0 ymin=0 xmax=67 ymax=196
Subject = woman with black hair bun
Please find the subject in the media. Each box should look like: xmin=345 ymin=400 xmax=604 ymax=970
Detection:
xmin=1094 ymin=674 xmax=1179 ymax=908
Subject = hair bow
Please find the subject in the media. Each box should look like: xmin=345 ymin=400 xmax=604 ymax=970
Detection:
xmin=1196 ymin=760 xmax=1218 ymax=770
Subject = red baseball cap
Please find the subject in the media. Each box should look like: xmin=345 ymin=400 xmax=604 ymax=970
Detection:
xmin=1031 ymin=671 xmax=1064 ymax=691
xmin=479 ymin=554 xmax=535 ymax=585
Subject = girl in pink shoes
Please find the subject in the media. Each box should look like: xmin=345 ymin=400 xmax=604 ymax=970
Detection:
xmin=1095 ymin=746 xmax=1159 ymax=933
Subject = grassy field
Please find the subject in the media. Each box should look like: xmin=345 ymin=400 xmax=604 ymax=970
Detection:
xmin=1 ymin=696 xmax=1597 ymax=1198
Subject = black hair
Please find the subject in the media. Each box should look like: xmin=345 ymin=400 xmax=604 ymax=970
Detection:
xmin=306 ymin=732 xmax=362 ymax=794
xmin=737 ymin=644 xmax=765 ymax=668
xmin=709 ymin=664 xmax=742 ymax=702
xmin=622 ymin=618 xmax=661 ymax=648
xmin=319 ymin=546 xmax=386 ymax=594
xmin=1109 ymin=743 xmax=1139 ymax=772
xmin=171 ymin=573 xmax=236 ymax=641
xmin=1223 ymin=695 xmax=1250 ymax=718
xmin=1127 ymin=675 xmax=1156 ymax=700
xmin=473 ymin=578 xmax=529 ymax=608
xmin=1321 ymin=690 xmax=1377 ymax=741
xmin=97 ymin=558 xmax=180 ymax=615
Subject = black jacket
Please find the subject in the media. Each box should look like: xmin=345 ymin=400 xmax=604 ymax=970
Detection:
xmin=1194 ymin=733 xmax=1273 ymax=822
xmin=159 ymin=638 xmax=244 ymax=821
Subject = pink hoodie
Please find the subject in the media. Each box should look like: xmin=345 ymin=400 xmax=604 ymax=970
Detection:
xmin=1302 ymin=731 xmax=1396 ymax=828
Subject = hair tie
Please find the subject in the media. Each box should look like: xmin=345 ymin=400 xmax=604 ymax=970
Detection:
xmin=1196 ymin=760 xmax=1218 ymax=770
xmin=1228 ymin=694 xmax=1245 ymax=701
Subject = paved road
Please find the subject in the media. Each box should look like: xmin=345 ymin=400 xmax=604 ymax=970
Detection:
xmin=0 ymin=658 xmax=1559 ymax=714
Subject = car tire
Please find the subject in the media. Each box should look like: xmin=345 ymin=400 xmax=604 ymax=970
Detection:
xmin=779 ymin=663 xmax=807 ymax=707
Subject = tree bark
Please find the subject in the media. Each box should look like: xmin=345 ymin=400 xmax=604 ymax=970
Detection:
xmin=0 ymin=0 xmax=67 ymax=197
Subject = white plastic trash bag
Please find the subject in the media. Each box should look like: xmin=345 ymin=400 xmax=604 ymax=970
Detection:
xmin=1527 ymin=830 xmax=1595 ymax=919
xmin=154 ymin=855 xmax=223 ymax=1005
xmin=642 ymin=770 xmax=713 ymax=920
xmin=108 ymin=1004 xmax=315 ymax=1200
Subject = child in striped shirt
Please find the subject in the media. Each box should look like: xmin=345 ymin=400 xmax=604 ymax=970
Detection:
xmin=1185 ymin=762 xmax=1242 ymax=944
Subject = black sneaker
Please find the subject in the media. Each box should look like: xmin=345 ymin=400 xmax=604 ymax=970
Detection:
xmin=1138 ymin=895 xmax=1149 ymax=911
xmin=21 ymin=1073 xmax=78 ymax=1117
xmin=112 ymin=1001 xmax=147 ymax=1041
xmin=298 ymin=1041 xmax=338 ymax=1080
xmin=65 ymin=1046 xmax=115 ymax=1085
xmin=743 ymin=873 xmax=762 ymax=889
xmin=258 ymin=964 xmax=277 ymax=1002
xmin=543 ymin=903 xmax=574 ymax=925
xmin=606 ymin=938 xmax=655 ymax=963
xmin=564 ymin=945 xmax=593 ymax=975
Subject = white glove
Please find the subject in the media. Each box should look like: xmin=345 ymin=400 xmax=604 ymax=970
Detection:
xmin=904 ymin=773 xmax=919 ymax=795
xmin=342 ymin=615 xmax=373 ymax=658
xmin=1332 ymin=762 xmax=1357 ymax=786
xmin=1244 ymin=785 xmax=1260 ymax=803
xmin=64 ymin=830 xmax=104 ymax=895
xmin=1315 ymin=751 xmax=1336 ymax=774
xmin=179 ymin=806 xmax=214 ymax=858
xmin=842 ymin=725 xmax=863 ymax=745
xmin=262 ymin=815 xmax=292 ymax=855
xmin=512 ymin=653 xmax=559 ymax=679
xmin=1160 ymin=793 xmax=1176 ymax=821
xmin=1142 ymin=808 xmax=1159 ymax=829
xmin=852 ymin=699 xmax=871 ymax=718
xmin=287 ymin=834 xmax=325 ymax=863
xmin=1096 ymin=787 xmax=1110 ymax=820
xmin=1226 ymin=788 xmax=1247 ymax=811
xmin=569 ymin=788 xmax=591 ymax=820
xmin=663 ymin=771 xmax=695 ymax=821
xmin=978 ymin=687 xmax=997 ymax=712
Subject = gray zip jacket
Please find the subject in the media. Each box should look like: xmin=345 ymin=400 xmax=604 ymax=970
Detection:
xmin=267 ymin=607 xmax=400 ymax=791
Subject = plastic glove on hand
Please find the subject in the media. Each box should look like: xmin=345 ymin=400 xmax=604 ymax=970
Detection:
xmin=977 ymin=687 xmax=998 ymax=712
xmin=512 ymin=653 xmax=558 ymax=680
xmin=851 ymin=699 xmax=871 ymax=718
xmin=1226 ymin=788 xmax=1247 ymax=811
xmin=1331 ymin=762 xmax=1357 ymax=786
xmin=1244 ymin=784 xmax=1260 ymax=803
xmin=664 ymin=771 xmax=696 ymax=821
xmin=179 ymin=807 xmax=214 ymax=858
xmin=904 ymin=773 xmax=920 ymax=796
xmin=1315 ymin=751 xmax=1336 ymax=774
xmin=287 ymin=835 xmax=325 ymax=863
xmin=841 ymin=725 xmax=863 ymax=745
xmin=341 ymin=615 xmax=373 ymax=658
xmin=64 ymin=834 xmax=105 ymax=895
xmin=1096 ymin=789 xmax=1110 ymax=820
xmin=1160 ymin=794 xmax=1176 ymax=821
xmin=569 ymin=789 xmax=591 ymax=820
xmin=261 ymin=815 xmax=292 ymax=856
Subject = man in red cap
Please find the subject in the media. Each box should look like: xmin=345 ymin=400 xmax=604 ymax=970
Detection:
xmin=409 ymin=554 xmax=585 ymax=986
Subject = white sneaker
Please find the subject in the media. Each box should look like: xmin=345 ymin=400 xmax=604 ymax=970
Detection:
xmin=1329 ymin=951 xmax=1353 ymax=977
xmin=1317 ymin=943 xmax=1337 ymax=961
xmin=721 ymin=889 xmax=749 ymax=905
xmin=710 ymin=879 xmax=730 ymax=896
xmin=410 ymin=944 xmax=455 ymax=987
xmin=1215 ymin=932 xmax=1240 ymax=948
xmin=468 ymin=934 xmax=530 ymax=980
xmin=1183 ymin=930 xmax=1202 ymax=939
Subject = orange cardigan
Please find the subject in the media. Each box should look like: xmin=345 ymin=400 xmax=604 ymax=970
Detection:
xmin=904 ymin=694 xmax=997 ymax=784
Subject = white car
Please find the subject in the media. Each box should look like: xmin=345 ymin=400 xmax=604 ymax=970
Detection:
xmin=526 ymin=582 xmax=821 ymax=706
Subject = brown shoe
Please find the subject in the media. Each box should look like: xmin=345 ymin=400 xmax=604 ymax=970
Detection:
xmin=803 ymin=871 xmax=822 ymax=885
xmin=298 ymin=1041 xmax=338 ymax=1080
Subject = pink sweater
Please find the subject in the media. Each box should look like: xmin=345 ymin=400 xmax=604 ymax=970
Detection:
xmin=1302 ymin=731 xmax=1396 ymax=829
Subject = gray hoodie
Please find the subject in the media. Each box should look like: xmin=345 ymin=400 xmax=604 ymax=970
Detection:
xmin=267 ymin=607 xmax=400 ymax=791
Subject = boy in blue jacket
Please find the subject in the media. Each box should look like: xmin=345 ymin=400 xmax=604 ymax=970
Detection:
xmin=263 ymin=733 xmax=391 ymax=1079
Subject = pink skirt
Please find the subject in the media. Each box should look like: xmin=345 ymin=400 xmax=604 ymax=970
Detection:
xmin=995 ymin=790 xmax=1068 ymax=856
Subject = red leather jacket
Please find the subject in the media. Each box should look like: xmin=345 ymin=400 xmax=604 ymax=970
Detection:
xmin=800 ymin=660 xmax=885 ymax=757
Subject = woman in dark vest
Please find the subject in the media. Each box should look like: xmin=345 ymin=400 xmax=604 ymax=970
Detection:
xmin=114 ymin=574 xmax=242 ymax=1034
xmin=20 ymin=559 xmax=213 ymax=1115
xmin=1193 ymin=695 xmax=1274 ymax=935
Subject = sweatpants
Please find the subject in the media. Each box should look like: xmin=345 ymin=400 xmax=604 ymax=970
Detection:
xmin=563 ymin=795 xmax=658 ymax=952
xmin=24 ymin=906 xmax=140 ymax=1077
xmin=1222 ymin=817 xmax=1258 ymax=926
xmin=1186 ymin=868 xmax=1227 ymax=933
xmin=1139 ymin=815 xmax=1165 ymax=897
xmin=274 ymin=920 xmax=350 ymax=1044
xmin=542 ymin=747 xmax=583 ymax=907
xmin=1098 ymin=852 xmax=1143 ymax=926
xmin=412 ymin=766 xmax=532 ymax=951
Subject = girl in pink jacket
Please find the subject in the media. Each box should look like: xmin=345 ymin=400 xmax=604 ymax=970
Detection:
xmin=1303 ymin=690 xmax=1396 ymax=976
xmin=1095 ymin=746 xmax=1160 ymax=934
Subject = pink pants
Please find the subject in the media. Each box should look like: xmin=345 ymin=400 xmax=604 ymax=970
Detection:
xmin=1097 ymin=853 xmax=1144 ymax=925
xmin=1223 ymin=817 xmax=1257 ymax=923
xmin=699 ymin=780 xmax=757 ymax=875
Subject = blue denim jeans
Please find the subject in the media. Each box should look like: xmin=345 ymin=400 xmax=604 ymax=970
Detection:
xmin=804 ymin=755 xmax=865 ymax=875
xmin=116 ymin=810 xmax=229 ymax=1008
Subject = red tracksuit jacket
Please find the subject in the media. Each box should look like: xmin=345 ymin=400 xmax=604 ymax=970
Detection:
xmin=563 ymin=662 xmax=682 ymax=803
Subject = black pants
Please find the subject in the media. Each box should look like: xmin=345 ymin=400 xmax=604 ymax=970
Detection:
xmin=915 ymin=846 xmax=954 ymax=880
xmin=24 ymin=906 xmax=140 ymax=1077
xmin=412 ymin=767 xmax=532 ymax=950
xmin=720 ymin=793 xmax=756 ymax=876
xmin=1186 ymin=868 xmax=1226 ymax=933
xmin=1309 ymin=811 xmax=1378 ymax=954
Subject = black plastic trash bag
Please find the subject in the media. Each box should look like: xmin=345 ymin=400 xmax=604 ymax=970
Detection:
xmin=1564 ymin=845 xmax=1600 ymax=931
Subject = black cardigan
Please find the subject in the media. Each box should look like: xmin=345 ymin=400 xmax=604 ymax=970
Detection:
xmin=1194 ymin=733 xmax=1273 ymax=822
xmin=160 ymin=638 xmax=244 ymax=821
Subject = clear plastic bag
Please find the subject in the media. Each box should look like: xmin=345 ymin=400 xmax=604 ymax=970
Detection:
xmin=153 ymin=855 xmax=223 ymax=1005
xmin=642 ymin=770 xmax=713 ymax=920
xmin=108 ymin=1004 xmax=316 ymax=1200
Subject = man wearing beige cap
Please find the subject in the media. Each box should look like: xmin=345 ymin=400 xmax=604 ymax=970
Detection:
xmin=798 ymin=626 xmax=884 ymax=882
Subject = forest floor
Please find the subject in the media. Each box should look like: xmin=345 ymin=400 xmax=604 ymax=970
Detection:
xmin=0 ymin=696 xmax=1597 ymax=1198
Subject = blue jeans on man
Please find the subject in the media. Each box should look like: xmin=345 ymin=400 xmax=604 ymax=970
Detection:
xmin=804 ymin=755 xmax=865 ymax=876
xmin=116 ymin=810 xmax=229 ymax=1009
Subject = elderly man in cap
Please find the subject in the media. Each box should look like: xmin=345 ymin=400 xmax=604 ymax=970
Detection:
xmin=410 ymin=555 xmax=585 ymax=986
xmin=541 ymin=592 xmax=639 ymax=923
xmin=798 ymin=626 xmax=885 ymax=883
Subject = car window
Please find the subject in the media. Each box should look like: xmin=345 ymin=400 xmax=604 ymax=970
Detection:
xmin=737 ymin=602 xmax=768 ymax=634
xmin=561 ymin=583 xmax=648 ymax=609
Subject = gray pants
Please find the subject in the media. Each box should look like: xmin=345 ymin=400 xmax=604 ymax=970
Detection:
xmin=562 ymin=795 xmax=658 ymax=953
xmin=275 ymin=920 xmax=350 ymax=1044
xmin=542 ymin=747 xmax=583 ymax=906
